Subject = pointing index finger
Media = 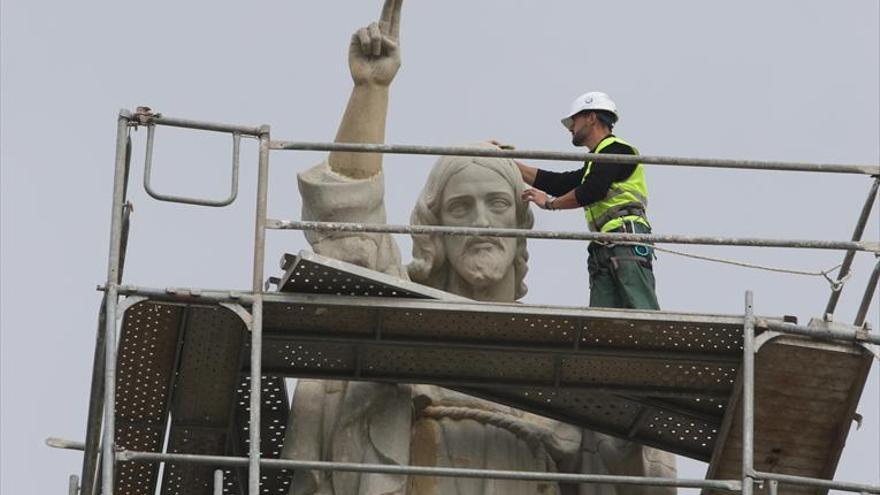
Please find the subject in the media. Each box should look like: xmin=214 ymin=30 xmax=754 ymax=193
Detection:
xmin=379 ymin=0 xmax=402 ymax=38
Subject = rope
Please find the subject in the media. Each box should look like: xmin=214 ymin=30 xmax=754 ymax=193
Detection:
xmin=419 ymin=405 xmax=554 ymax=452
xmin=421 ymin=406 xmax=549 ymax=440
xmin=598 ymin=241 xmax=854 ymax=291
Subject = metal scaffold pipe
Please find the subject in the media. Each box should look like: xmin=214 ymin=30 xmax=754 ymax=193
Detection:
xmin=761 ymin=319 xmax=880 ymax=345
xmin=99 ymin=111 xmax=132 ymax=495
xmin=854 ymin=258 xmax=880 ymax=327
xmin=141 ymin=113 xmax=264 ymax=137
xmin=247 ymin=126 xmax=272 ymax=495
xmin=825 ymin=177 xmax=880 ymax=316
xmin=270 ymin=140 xmax=880 ymax=176
xmin=267 ymin=220 xmax=880 ymax=253
xmin=742 ymin=291 xmax=756 ymax=495
xmin=115 ymin=450 xmax=742 ymax=492
xmin=752 ymin=471 xmax=880 ymax=494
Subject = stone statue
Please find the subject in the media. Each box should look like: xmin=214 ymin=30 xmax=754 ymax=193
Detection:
xmin=282 ymin=2 xmax=676 ymax=494
xmin=407 ymin=150 xmax=531 ymax=302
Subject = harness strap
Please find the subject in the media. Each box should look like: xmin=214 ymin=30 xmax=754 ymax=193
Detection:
xmin=592 ymin=203 xmax=647 ymax=231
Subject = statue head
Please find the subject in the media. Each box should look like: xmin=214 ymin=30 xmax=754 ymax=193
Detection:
xmin=408 ymin=144 xmax=534 ymax=300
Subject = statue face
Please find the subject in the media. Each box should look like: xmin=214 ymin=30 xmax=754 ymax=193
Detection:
xmin=439 ymin=164 xmax=518 ymax=289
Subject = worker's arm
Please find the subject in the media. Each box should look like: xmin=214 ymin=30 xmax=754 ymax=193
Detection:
xmin=522 ymin=159 xmax=634 ymax=210
xmin=328 ymin=0 xmax=403 ymax=180
xmin=515 ymin=160 xmax=539 ymax=185
xmin=519 ymin=162 xmax=586 ymax=210
xmin=524 ymin=142 xmax=638 ymax=210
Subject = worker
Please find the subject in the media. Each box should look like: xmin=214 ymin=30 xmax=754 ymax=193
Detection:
xmin=516 ymin=91 xmax=659 ymax=310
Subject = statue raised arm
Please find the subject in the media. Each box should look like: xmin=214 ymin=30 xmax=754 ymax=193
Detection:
xmin=329 ymin=0 xmax=401 ymax=179
xmin=296 ymin=0 xmax=407 ymax=277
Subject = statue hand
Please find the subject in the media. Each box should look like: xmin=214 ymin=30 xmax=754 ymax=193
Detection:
xmin=349 ymin=0 xmax=403 ymax=87
xmin=488 ymin=139 xmax=516 ymax=150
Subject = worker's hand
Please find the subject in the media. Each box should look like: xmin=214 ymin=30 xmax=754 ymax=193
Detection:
xmin=348 ymin=0 xmax=403 ymax=87
xmin=521 ymin=188 xmax=551 ymax=209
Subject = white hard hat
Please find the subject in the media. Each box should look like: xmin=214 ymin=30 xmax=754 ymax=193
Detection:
xmin=561 ymin=91 xmax=618 ymax=129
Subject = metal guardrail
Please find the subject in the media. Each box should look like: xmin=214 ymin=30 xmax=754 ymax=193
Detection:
xmin=761 ymin=319 xmax=880 ymax=345
xmin=60 ymin=108 xmax=880 ymax=495
xmin=752 ymin=470 xmax=880 ymax=494
xmin=143 ymin=125 xmax=242 ymax=207
xmin=270 ymin=140 xmax=880 ymax=176
xmin=116 ymin=450 xmax=744 ymax=492
xmin=267 ymin=219 xmax=880 ymax=253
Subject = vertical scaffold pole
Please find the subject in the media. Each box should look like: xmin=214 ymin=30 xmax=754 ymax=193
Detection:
xmin=854 ymin=258 xmax=880 ymax=327
xmin=742 ymin=291 xmax=756 ymax=495
xmin=825 ymin=177 xmax=879 ymax=317
xmin=248 ymin=125 xmax=271 ymax=495
xmin=101 ymin=110 xmax=132 ymax=495
xmin=69 ymin=474 xmax=79 ymax=495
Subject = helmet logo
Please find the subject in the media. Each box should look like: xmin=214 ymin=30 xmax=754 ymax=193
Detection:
xmin=584 ymin=96 xmax=593 ymax=104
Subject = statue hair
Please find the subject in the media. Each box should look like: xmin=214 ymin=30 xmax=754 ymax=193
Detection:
xmin=407 ymin=145 xmax=534 ymax=300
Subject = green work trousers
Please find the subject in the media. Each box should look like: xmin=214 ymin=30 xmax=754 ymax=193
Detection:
xmin=587 ymin=223 xmax=659 ymax=310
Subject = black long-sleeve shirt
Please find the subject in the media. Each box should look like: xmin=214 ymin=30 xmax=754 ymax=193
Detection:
xmin=533 ymin=137 xmax=637 ymax=207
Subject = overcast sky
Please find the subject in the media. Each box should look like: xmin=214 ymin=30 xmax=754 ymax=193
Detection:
xmin=2 ymin=1 xmax=878 ymax=493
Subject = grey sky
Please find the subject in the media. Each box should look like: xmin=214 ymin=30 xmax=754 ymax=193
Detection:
xmin=1 ymin=1 xmax=878 ymax=493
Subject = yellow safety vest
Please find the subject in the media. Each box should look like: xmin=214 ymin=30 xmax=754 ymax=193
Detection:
xmin=582 ymin=136 xmax=650 ymax=232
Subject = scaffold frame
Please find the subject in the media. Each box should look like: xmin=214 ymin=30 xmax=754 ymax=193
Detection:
xmin=54 ymin=108 xmax=880 ymax=495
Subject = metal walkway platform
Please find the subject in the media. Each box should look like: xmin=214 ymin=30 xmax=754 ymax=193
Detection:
xmin=262 ymin=251 xmax=748 ymax=461
xmin=109 ymin=251 xmax=873 ymax=494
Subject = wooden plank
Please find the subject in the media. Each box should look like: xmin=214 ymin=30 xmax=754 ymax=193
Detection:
xmin=819 ymin=340 xmax=874 ymax=481
xmin=703 ymin=334 xmax=873 ymax=495
xmin=754 ymin=373 xmax=862 ymax=394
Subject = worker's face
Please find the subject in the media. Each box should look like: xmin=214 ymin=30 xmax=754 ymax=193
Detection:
xmin=439 ymin=164 xmax=518 ymax=289
xmin=569 ymin=112 xmax=594 ymax=147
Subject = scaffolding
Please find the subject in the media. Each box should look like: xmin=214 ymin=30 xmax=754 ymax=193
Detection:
xmin=50 ymin=108 xmax=880 ymax=495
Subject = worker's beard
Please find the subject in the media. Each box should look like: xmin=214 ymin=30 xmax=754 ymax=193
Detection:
xmin=571 ymin=127 xmax=589 ymax=147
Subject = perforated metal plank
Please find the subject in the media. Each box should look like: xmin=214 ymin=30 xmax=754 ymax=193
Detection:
xmin=263 ymin=253 xmax=742 ymax=460
xmin=225 ymin=249 xmax=444 ymax=493
xmin=255 ymin=331 xmax=727 ymax=458
xmin=258 ymin=332 xmax=740 ymax=395
xmin=258 ymin=293 xmax=745 ymax=374
xmin=160 ymin=306 xmax=247 ymax=495
xmin=231 ymin=250 xmax=472 ymax=491
xmin=278 ymin=250 xmax=469 ymax=301
xmin=456 ymin=387 xmax=722 ymax=461
xmin=260 ymin=293 xmax=748 ymax=358
xmin=704 ymin=329 xmax=874 ymax=495
xmin=273 ymin=250 xmax=744 ymax=356
xmin=114 ymin=301 xmax=185 ymax=495
xmin=261 ymin=252 xmax=754 ymax=458
xmin=224 ymin=253 xmax=393 ymax=494
xmin=227 ymin=374 xmax=292 ymax=495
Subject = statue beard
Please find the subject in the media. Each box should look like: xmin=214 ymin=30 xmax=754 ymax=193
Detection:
xmin=451 ymin=237 xmax=516 ymax=289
